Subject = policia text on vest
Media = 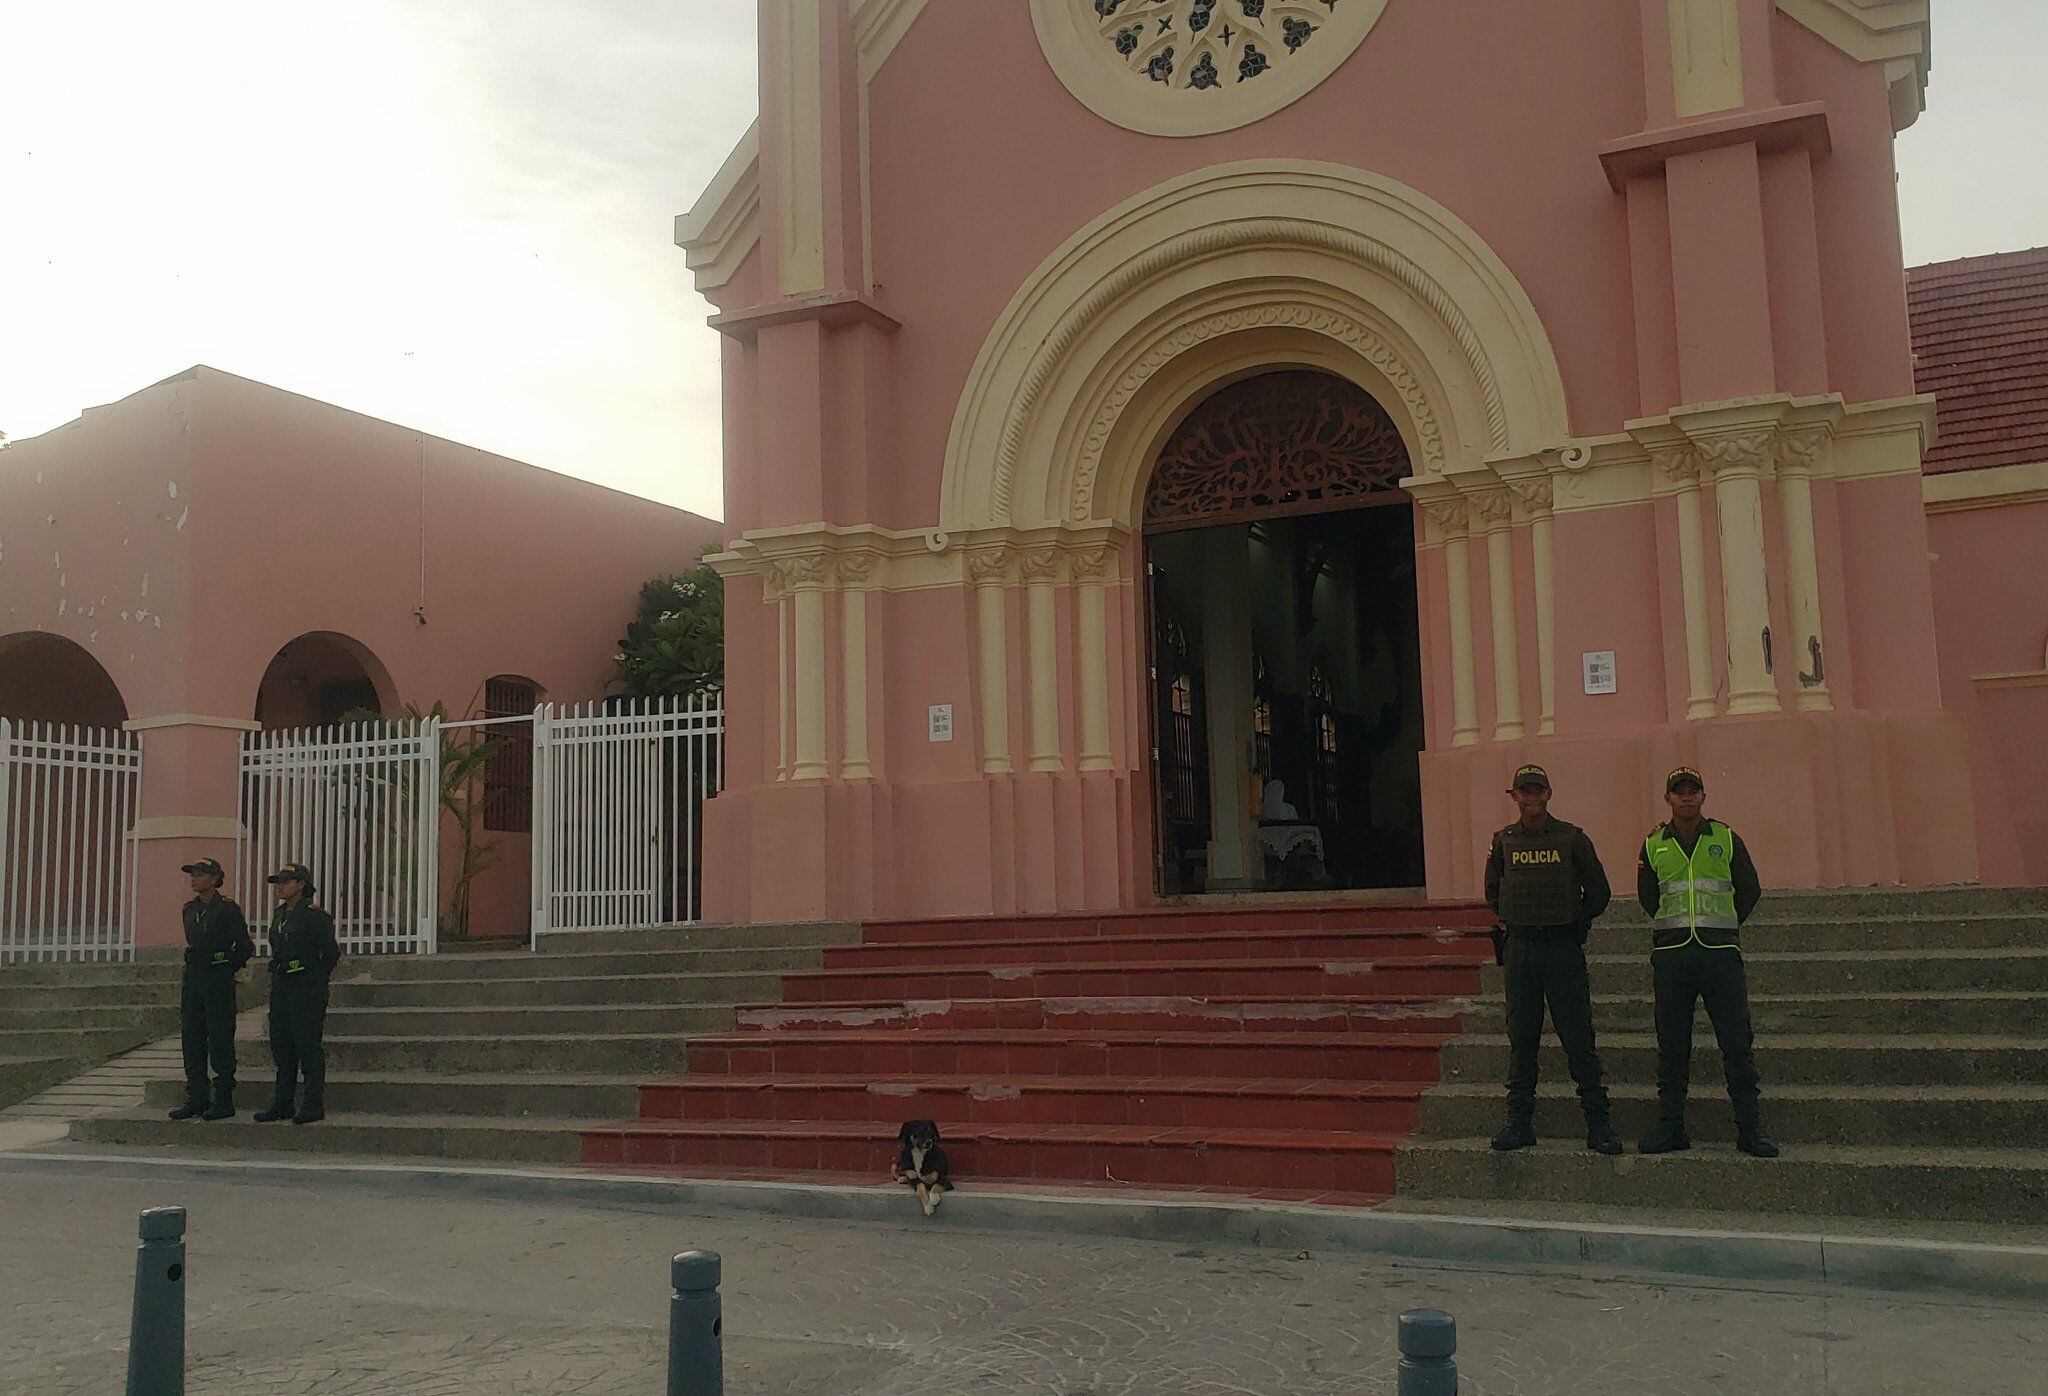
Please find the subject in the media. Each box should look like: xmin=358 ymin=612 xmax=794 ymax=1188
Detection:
xmin=1635 ymin=767 xmax=1778 ymax=1158
xmin=1483 ymin=765 xmax=1623 ymax=1156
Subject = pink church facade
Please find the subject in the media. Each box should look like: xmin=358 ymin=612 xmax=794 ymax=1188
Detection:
xmin=683 ymin=0 xmax=2035 ymax=924
xmin=0 ymin=366 xmax=722 ymax=947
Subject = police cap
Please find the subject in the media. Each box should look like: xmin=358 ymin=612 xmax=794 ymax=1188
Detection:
xmin=1509 ymin=764 xmax=1550 ymax=792
xmin=1665 ymin=766 xmax=1705 ymax=793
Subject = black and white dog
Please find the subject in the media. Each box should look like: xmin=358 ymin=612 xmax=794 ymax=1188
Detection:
xmin=890 ymin=1118 xmax=952 ymax=1216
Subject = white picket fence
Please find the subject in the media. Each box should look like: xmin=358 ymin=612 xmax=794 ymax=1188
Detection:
xmin=237 ymin=718 xmax=441 ymax=956
xmin=0 ymin=719 xmax=142 ymax=963
xmin=531 ymin=694 xmax=722 ymax=943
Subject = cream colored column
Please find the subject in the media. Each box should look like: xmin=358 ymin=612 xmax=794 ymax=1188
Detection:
xmin=1422 ymin=499 xmax=1481 ymax=748
xmin=774 ymin=586 xmax=792 ymax=780
xmin=1506 ymin=477 xmax=1558 ymax=736
xmin=1021 ymin=547 xmax=1065 ymax=773
xmin=1471 ymin=487 xmax=1524 ymax=742
xmin=837 ymin=553 xmax=874 ymax=779
xmin=1667 ymin=0 xmax=1746 ymax=117
xmin=1699 ymin=431 xmax=1781 ymax=715
xmin=1072 ymin=547 xmax=1115 ymax=773
xmin=969 ymin=552 xmax=1014 ymax=775
xmin=1653 ymin=446 xmax=1720 ymax=720
xmin=788 ymin=557 xmax=830 ymax=781
xmin=1776 ymin=427 xmax=1834 ymax=711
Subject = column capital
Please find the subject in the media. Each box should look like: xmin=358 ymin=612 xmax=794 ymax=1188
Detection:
xmin=1462 ymin=485 xmax=1516 ymax=534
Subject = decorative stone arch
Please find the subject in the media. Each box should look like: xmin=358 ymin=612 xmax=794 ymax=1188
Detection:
xmin=939 ymin=160 xmax=1573 ymax=534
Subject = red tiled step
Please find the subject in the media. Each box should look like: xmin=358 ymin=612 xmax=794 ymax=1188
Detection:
xmin=735 ymin=994 xmax=1467 ymax=1036
xmin=683 ymin=1029 xmax=1452 ymax=1082
xmin=580 ymin=1117 xmax=1405 ymax=1194
xmin=823 ymin=925 xmax=1489 ymax=970
xmin=781 ymin=956 xmax=1487 ymax=1003
xmin=635 ymin=1072 xmax=1428 ymax=1133
xmin=859 ymin=904 xmax=1496 ymax=946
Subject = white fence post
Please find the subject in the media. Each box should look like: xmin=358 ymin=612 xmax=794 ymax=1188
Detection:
xmin=0 ymin=719 xmax=143 ymax=963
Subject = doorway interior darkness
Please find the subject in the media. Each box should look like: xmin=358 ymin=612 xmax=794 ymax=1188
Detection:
xmin=1144 ymin=370 xmax=1426 ymax=895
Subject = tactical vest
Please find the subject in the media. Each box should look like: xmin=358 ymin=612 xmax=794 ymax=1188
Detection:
xmin=1495 ymin=819 xmax=1584 ymax=927
xmin=1644 ymin=821 xmax=1741 ymax=950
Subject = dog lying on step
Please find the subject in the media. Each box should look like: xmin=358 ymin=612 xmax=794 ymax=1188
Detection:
xmin=891 ymin=1119 xmax=952 ymax=1216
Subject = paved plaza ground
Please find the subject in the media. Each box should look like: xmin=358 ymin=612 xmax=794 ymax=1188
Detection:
xmin=3 ymin=1163 xmax=2046 ymax=1395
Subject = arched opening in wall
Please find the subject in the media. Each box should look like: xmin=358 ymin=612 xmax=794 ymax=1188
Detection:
xmin=0 ymin=634 xmax=129 ymax=728
xmin=1143 ymin=370 xmax=1425 ymax=896
xmin=254 ymin=632 xmax=396 ymax=730
xmin=479 ymin=675 xmax=541 ymax=833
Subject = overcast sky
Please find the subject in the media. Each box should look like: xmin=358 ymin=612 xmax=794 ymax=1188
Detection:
xmin=2 ymin=2 xmax=2043 ymax=521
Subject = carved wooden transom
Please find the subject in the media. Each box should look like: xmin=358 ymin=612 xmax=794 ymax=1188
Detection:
xmin=1143 ymin=370 xmax=1410 ymax=530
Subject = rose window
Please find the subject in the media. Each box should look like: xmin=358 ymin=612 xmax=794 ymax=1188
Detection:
xmin=1092 ymin=0 xmax=1336 ymax=92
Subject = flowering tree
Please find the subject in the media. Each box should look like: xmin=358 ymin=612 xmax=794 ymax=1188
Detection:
xmin=616 ymin=556 xmax=724 ymax=699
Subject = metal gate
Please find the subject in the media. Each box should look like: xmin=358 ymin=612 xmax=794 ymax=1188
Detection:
xmin=0 ymin=719 xmax=142 ymax=963
xmin=237 ymin=718 xmax=440 ymax=955
xmin=530 ymin=694 xmax=722 ymax=942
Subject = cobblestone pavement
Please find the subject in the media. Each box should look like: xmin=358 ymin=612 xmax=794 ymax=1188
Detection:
xmin=4 ymin=1166 xmax=2046 ymax=1394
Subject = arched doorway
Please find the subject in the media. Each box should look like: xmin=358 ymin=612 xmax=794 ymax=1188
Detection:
xmin=0 ymin=634 xmax=128 ymax=727
xmin=1144 ymin=370 xmax=1425 ymax=895
xmin=254 ymin=632 xmax=396 ymax=729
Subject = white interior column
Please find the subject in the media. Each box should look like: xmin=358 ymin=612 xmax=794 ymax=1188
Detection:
xmin=1200 ymin=529 xmax=1255 ymax=885
xmin=1472 ymin=487 xmax=1524 ymax=742
xmin=1023 ymin=548 xmax=1065 ymax=773
xmin=1776 ymin=429 xmax=1834 ymax=711
xmin=969 ymin=553 xmax=1013 ymax=775
xmin=1702 ymin=434 xmax=1781 ymax=715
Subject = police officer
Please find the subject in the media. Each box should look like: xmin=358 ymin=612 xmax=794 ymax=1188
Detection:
xmin=168 ymin=857 xmax=254 ymax=1121
xmin=1636 ymin=768 xmax=1779 ymax=1157
xmin=252 ymin=863 xmax=341 ymax=1126
xmin=1485 ymin=764 xmax=1622 ymax=1154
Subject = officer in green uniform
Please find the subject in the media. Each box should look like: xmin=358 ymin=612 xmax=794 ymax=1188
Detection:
xmin=253 ymin=862 xmax=341 ymax=1126
xmin=168 ymin=857 xmax=254 ymax=1121
xmin=1636 ymin=768 xmax=1778 ymax=1156
xmin=1484 ymin=764 xmax=1621 ymax=1155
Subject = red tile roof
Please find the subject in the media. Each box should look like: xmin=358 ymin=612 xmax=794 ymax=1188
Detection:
xmin=1909 ymin=245 xmax=2048 ymax=475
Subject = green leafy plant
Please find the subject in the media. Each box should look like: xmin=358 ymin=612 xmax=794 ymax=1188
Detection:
xmin=342 ymin=701 xmax=499 ymax=939
xmin=617 ymin=555 xmax=724 ymax=699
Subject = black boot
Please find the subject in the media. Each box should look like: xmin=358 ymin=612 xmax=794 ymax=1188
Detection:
xmin=1736 ymin=1125 xmax=1781 ymax=1158
xmin=167 ymin=1092 xmax=207 ymax=1121
xmin=292 ymin=1091 xmax=325 ymax=1126
xmin=201 ymin=1083 xmax=236 ymax=1121
xmin=1490 ymin=1116 xmax=1537 ymax=1151
xmin=1638 ymin=1122 xmax=1691 ymax=1154
xmin=253 ymin=1095 xmax=293 ymax=1123
xmin=1585 ymin=1117 xmax=1623 ymax=1156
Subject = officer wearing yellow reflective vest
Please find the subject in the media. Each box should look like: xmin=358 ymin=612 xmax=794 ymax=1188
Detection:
xmin=1635 ymin=767 xmax=1779 ymax=1157
xmin=1484 ymin=764 xmax=1622 ymax=1156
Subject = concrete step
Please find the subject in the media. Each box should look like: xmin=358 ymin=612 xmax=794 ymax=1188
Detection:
xmin=784 ymin=956 xmax=1487 ymax=1004
xmin=531 ymin=922 xmax=858 ymax=954
xmin=1601 ymin=887 xmax=2048 ymax=922
xmin=1459 ymin=991 xmax=2048 ymax=1036
xmin=735 ymin=995 xmax=1467 ymax=1035
xmin=858 ymin=904 xmax=1494 ymax=946
xmin=822 ymin=926 xmax=1492 ymax=970
xmin=685 ymin=1028 xmax=1450 ymax=1082
xmin=0 ymin=1054 xmax=80 ymax=1110
xmin=1481 ymin=948 xmax=2048 ymax=996
xmin=1393 ymin=1136 xmax=2048 ymax=1225
xmin=69 ymin=1109 xmax=585 ymax=1164
xmin=0 ymin=1005 xmax=183 ymax=1034
xmin=1417 ymin=1082 xmax=2048 ymax=1149
xmin=634 ymin=1072 xmax=1428 ymax=1135
xmin=1582 ymin=914 xmax=2048 ymax=954
xmin=0 ymin=962 xmax=180 ymax=990
xmin=325 ymin=1031 xmax=691 ymax=1075
xmin=331 ymin=970 xmax=788 ymax=1009
xmin=320 ymin=1002 xmax=739 ymax=1037
xmin=1438 ymin=1033 xmax=2048 ymax=1086
xmin=582 ymin=1116 xmax=1403 ymax=1196
xmin=140 ymin=1072 xmax=642 ymax=1119
xmin=356 ymin=944 xmax=830 ymax=982
xmin=0 ymin=1025 xmax=164 ymax=1062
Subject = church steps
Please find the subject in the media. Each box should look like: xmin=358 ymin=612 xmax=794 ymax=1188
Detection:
xmin=355 ymin=943 xmax=830 ymax=981
xmin=1418 ymin=1082 xmax=2048 ymax=1149
xmin=735 ymin=994 xmax=1468 ymax=1035
xmin=529 ymin=923 xmax=858 ymax=954
xmin=1393 ymin=1138 xmax=2048 ymax=1226
xmin=1488 ymin=948 xmax=2048 ymax=996
xmin=857 ymin=905 xmax=1494 ymax=946
xmin=821 ymin=926 xmax=1488 ymax=969
xmin=332 ymin=971 xmax=789 ymax=1009
xmin=142 ymin=1072 xmax=643 ymax=1119
xmin=582 ymin=1117 xmax=1404 ymax=1197
xmin=782 ymin=956 xmax=1483 ymax=1003
xmin=1438 ymin=1034 xmax=2048 ymax=1086
xmin=1584 ymin=914 xmax=2047 ymax=953
xmin=75 ymin=1110 xmax=589 ymax=1165
xmin=1458 ymin=990 xmax=2048 ymax=1035
xmin=320 ymin=1002 xmax=739 ymax=1038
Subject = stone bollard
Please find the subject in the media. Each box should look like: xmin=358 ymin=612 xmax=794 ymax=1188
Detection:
xmin=126 ymin=1207 xmax=186 ymax=1396
xmin=1396 ymin=1307 xmax=1457 ymax=1396
xmin=668 ymin=1250 xmax=723 ymax=1396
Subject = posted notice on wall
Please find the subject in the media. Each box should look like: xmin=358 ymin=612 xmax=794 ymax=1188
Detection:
xmin=1582 ymin=651 xmax=1618 ymax=695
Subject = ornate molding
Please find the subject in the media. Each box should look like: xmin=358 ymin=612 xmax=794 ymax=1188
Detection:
xmin=1464 ymin=485 xmax=1514 ymax=531
xmin=1416 ymin=496 xmax=1470 ymax=538
xmin=966 ymin=550 xmax=1015 ymax=587
xmin=1502 ymin=474 xmax=1554 ymax=515
xmin=715 ymin=521 xmax=1133 ymax=601
xmin=1070 ymin=300 xmax=1448 ymax=524
xmin=1018 ymin=546 xmax=1065 ymax=584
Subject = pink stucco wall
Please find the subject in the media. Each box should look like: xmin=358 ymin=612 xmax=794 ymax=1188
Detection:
xmin=0 ymin=366 xmax=722 ymax=946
